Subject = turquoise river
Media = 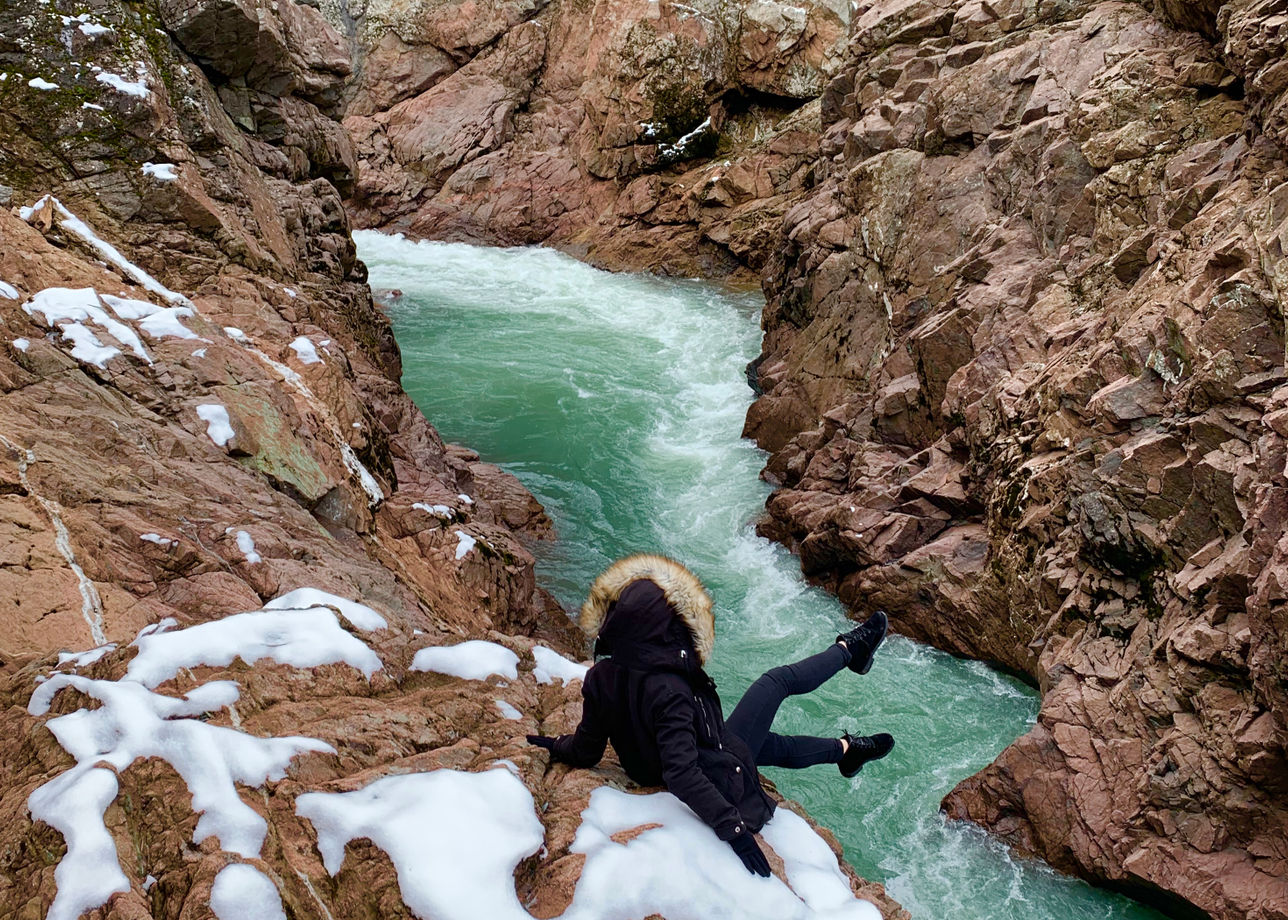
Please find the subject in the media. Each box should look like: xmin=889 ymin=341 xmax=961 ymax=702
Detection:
xmin=357 ymin=231 xmax=1170 ymax=920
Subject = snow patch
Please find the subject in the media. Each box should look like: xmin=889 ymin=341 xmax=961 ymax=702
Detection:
xmin=59 ymin=323 xmax=120 ymax=367
xmin=25 ymin=287 xmax=150 ymax=365
xmin=63 ymin=13 xmax=112 ymax=37
xmin=29 ymin=675 xmax=328 ymax=857
xmin=658 ymin=117 xmax=713 ymax=161
xmin=495 ymin=699 xmax=522 ymax=720
xmin=141 ymin=162 xmax=178 ymax=181
xmin=263 ymin=587 xmax=388 ymax=631
xmin=95 ymin=70 xmax=148 ymax=97
xmin=102 ymin=293 xmax=199 ymax=340
xmin=197 ymin=404 xmax=234 ymax=446
xmin=235 ymin=530 xmax=261 ymax=564
xmin=563 ymin=788 xmax=882 ymax=920
xmin=224 ymin=326 xmax=248 ymax=341
xmin=453 ymin=529 xmax=477 ymax=560
xmin=296 ymin=769 xmax=544 ymax=920
xmin=191 ymin=347 xmax=207 ymax=358
xmin=28 ymin=76 xmax=59 ymax=90
xmin=413 ymin=502 xmax=454 ymax=520
xmin=57 ymin=644 xmax=115 ymax=669
xmin=27 ymin=767 xmax=128 ymax=920
xmin=290 ymin=335 xmax=322 ymax=364
xmin=457 ymin=493 xmax=474 ymax=505
xmin=139 ymin=532 xmax=176 ymax=547
xmin=759 ymin=808 xmax=883 ymax=919
xmin=292 ymin=772 xmax=881 ymax=920
xmin=12 ymin=338 xmax=29 ymax=352
xmin=532 ymin=645 xmax=589 ymax=685
xmin=210 ymin=864 xmax=286 ymax=920
xmin=670 ymin=3 xmax=715 ymax=22
xmin=138 ymin=617 xmax=178 ymax=638
xmin=19 ymin=197 xmax=190 ymax=305
xmin=410 ymin=640 xmax=518 ymax=681
xmin=0 ymin=280 xmax=19 ymax=299
xmin=124 ymin=606 xmax=383 ymax=688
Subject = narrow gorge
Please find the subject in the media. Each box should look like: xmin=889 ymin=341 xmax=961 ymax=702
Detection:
xmin=0 ymin=0 xmax=1284 ymax=917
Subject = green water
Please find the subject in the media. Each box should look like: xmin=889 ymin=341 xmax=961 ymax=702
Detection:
xmin=358 ymin=231 xmax=1169 ymax=920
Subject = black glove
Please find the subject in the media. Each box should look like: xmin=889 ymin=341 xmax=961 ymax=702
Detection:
xmin=729 ymin=830 xmax=771 ymax=877
xmin=526 ymin=734 xmax=557 ymax=750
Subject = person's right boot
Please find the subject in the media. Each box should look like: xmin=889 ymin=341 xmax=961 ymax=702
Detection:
xmin=837 ymin=610 xmax=888 ymax=674
xmin=839 ymin=732 xmax=894 ymax=778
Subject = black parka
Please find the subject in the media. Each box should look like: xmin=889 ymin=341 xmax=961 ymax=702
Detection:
xmin=549 ymin=576 xmax=776 ymax=841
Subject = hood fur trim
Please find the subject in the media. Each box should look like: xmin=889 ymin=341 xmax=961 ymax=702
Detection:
xmin=580 ymin=554 xmax=715 ymax=664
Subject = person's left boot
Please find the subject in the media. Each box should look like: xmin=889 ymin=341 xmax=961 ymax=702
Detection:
xmin=839 ymin=732 xmax=894 ymax=778
xmin=837 ymin=610 xmax=888 ymax=674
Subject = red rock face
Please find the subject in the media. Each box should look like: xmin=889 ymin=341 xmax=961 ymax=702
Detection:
xmin=340 ymin=0 xmax=847 ymax=279
xmin=0 ymin=1 xmax=904 ymax=917
xmin=740 ymin=0 xmax=1288 ymax=917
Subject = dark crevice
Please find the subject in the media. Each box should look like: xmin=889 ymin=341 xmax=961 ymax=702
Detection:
xmin=1196 ymin=77 xmax=1244 ymax=101
xmin=720 ymin=86 xmax=812 ymax=117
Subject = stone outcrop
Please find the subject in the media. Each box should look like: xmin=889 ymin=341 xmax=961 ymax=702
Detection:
xmin=0 ymin=0 xmax=902 ymax=917
xmin=741 ymin=0 xmax=1288 ymax=917
xmin=0 ymin=0 xmax=561 ymax=664
xmin=335 ymin=0 xmax=844 ymax=278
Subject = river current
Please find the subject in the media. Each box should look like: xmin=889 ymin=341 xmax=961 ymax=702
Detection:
xmin=358 ymin=231 xmax=1168 ymax=920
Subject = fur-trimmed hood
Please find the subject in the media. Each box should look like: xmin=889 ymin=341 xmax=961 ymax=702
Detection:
xmin=580 ymin=554 xmax=715 ymax=664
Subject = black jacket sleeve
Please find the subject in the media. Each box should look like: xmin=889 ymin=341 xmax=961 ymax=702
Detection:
xmin=647 ymin=681 xmax=746 ymax=841
xmin=549 ymin=679 xmax=609 ymax=767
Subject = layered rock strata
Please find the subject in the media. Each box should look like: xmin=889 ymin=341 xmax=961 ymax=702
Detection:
xmin=0 ymin=0 xmax=902 ymax=917
xmin=741 ymin=0 xmax=1288 ymax=917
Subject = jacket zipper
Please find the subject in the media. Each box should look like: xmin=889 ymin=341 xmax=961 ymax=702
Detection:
xmin=693 ymin=692 xmax=719 ymax=748
xmin=680 ymin=649 xmax=720 ymax=749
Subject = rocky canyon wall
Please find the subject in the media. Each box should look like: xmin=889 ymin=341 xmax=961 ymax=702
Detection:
xmin=335 ymin=0 xmax=845 ymax=277
xmin=262 ymin=0 xmax=1288 ymax=912
xmin=739 ymin=0 xmax=1288 ymax=917
xmin=0 ymin=1 xmax=902 ymax=918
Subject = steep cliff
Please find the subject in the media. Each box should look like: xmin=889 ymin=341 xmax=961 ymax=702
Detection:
xmin=0 ymin=0 xmax=904 ymax=917
xmin=742 ymin=0 xmax=1288 ymax=917
xmin=0 ymin=0 xmax=564 ymax=670
xmin=334 ymin=0 xmax=841 ymax=277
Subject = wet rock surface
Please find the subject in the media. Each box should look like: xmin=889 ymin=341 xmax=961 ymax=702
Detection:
xmin=0 ymin=0 xmax=901 ymax=917
xmin=742 ymin=0 xmax=1288 ymax=916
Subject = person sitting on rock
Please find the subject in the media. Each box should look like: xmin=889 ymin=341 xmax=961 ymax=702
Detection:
xmin=526 ymin=553 xmax=894 ymax=877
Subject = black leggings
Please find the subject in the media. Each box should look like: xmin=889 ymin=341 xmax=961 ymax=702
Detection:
xmin=725 ymin=644 xmax=850 ymax=768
